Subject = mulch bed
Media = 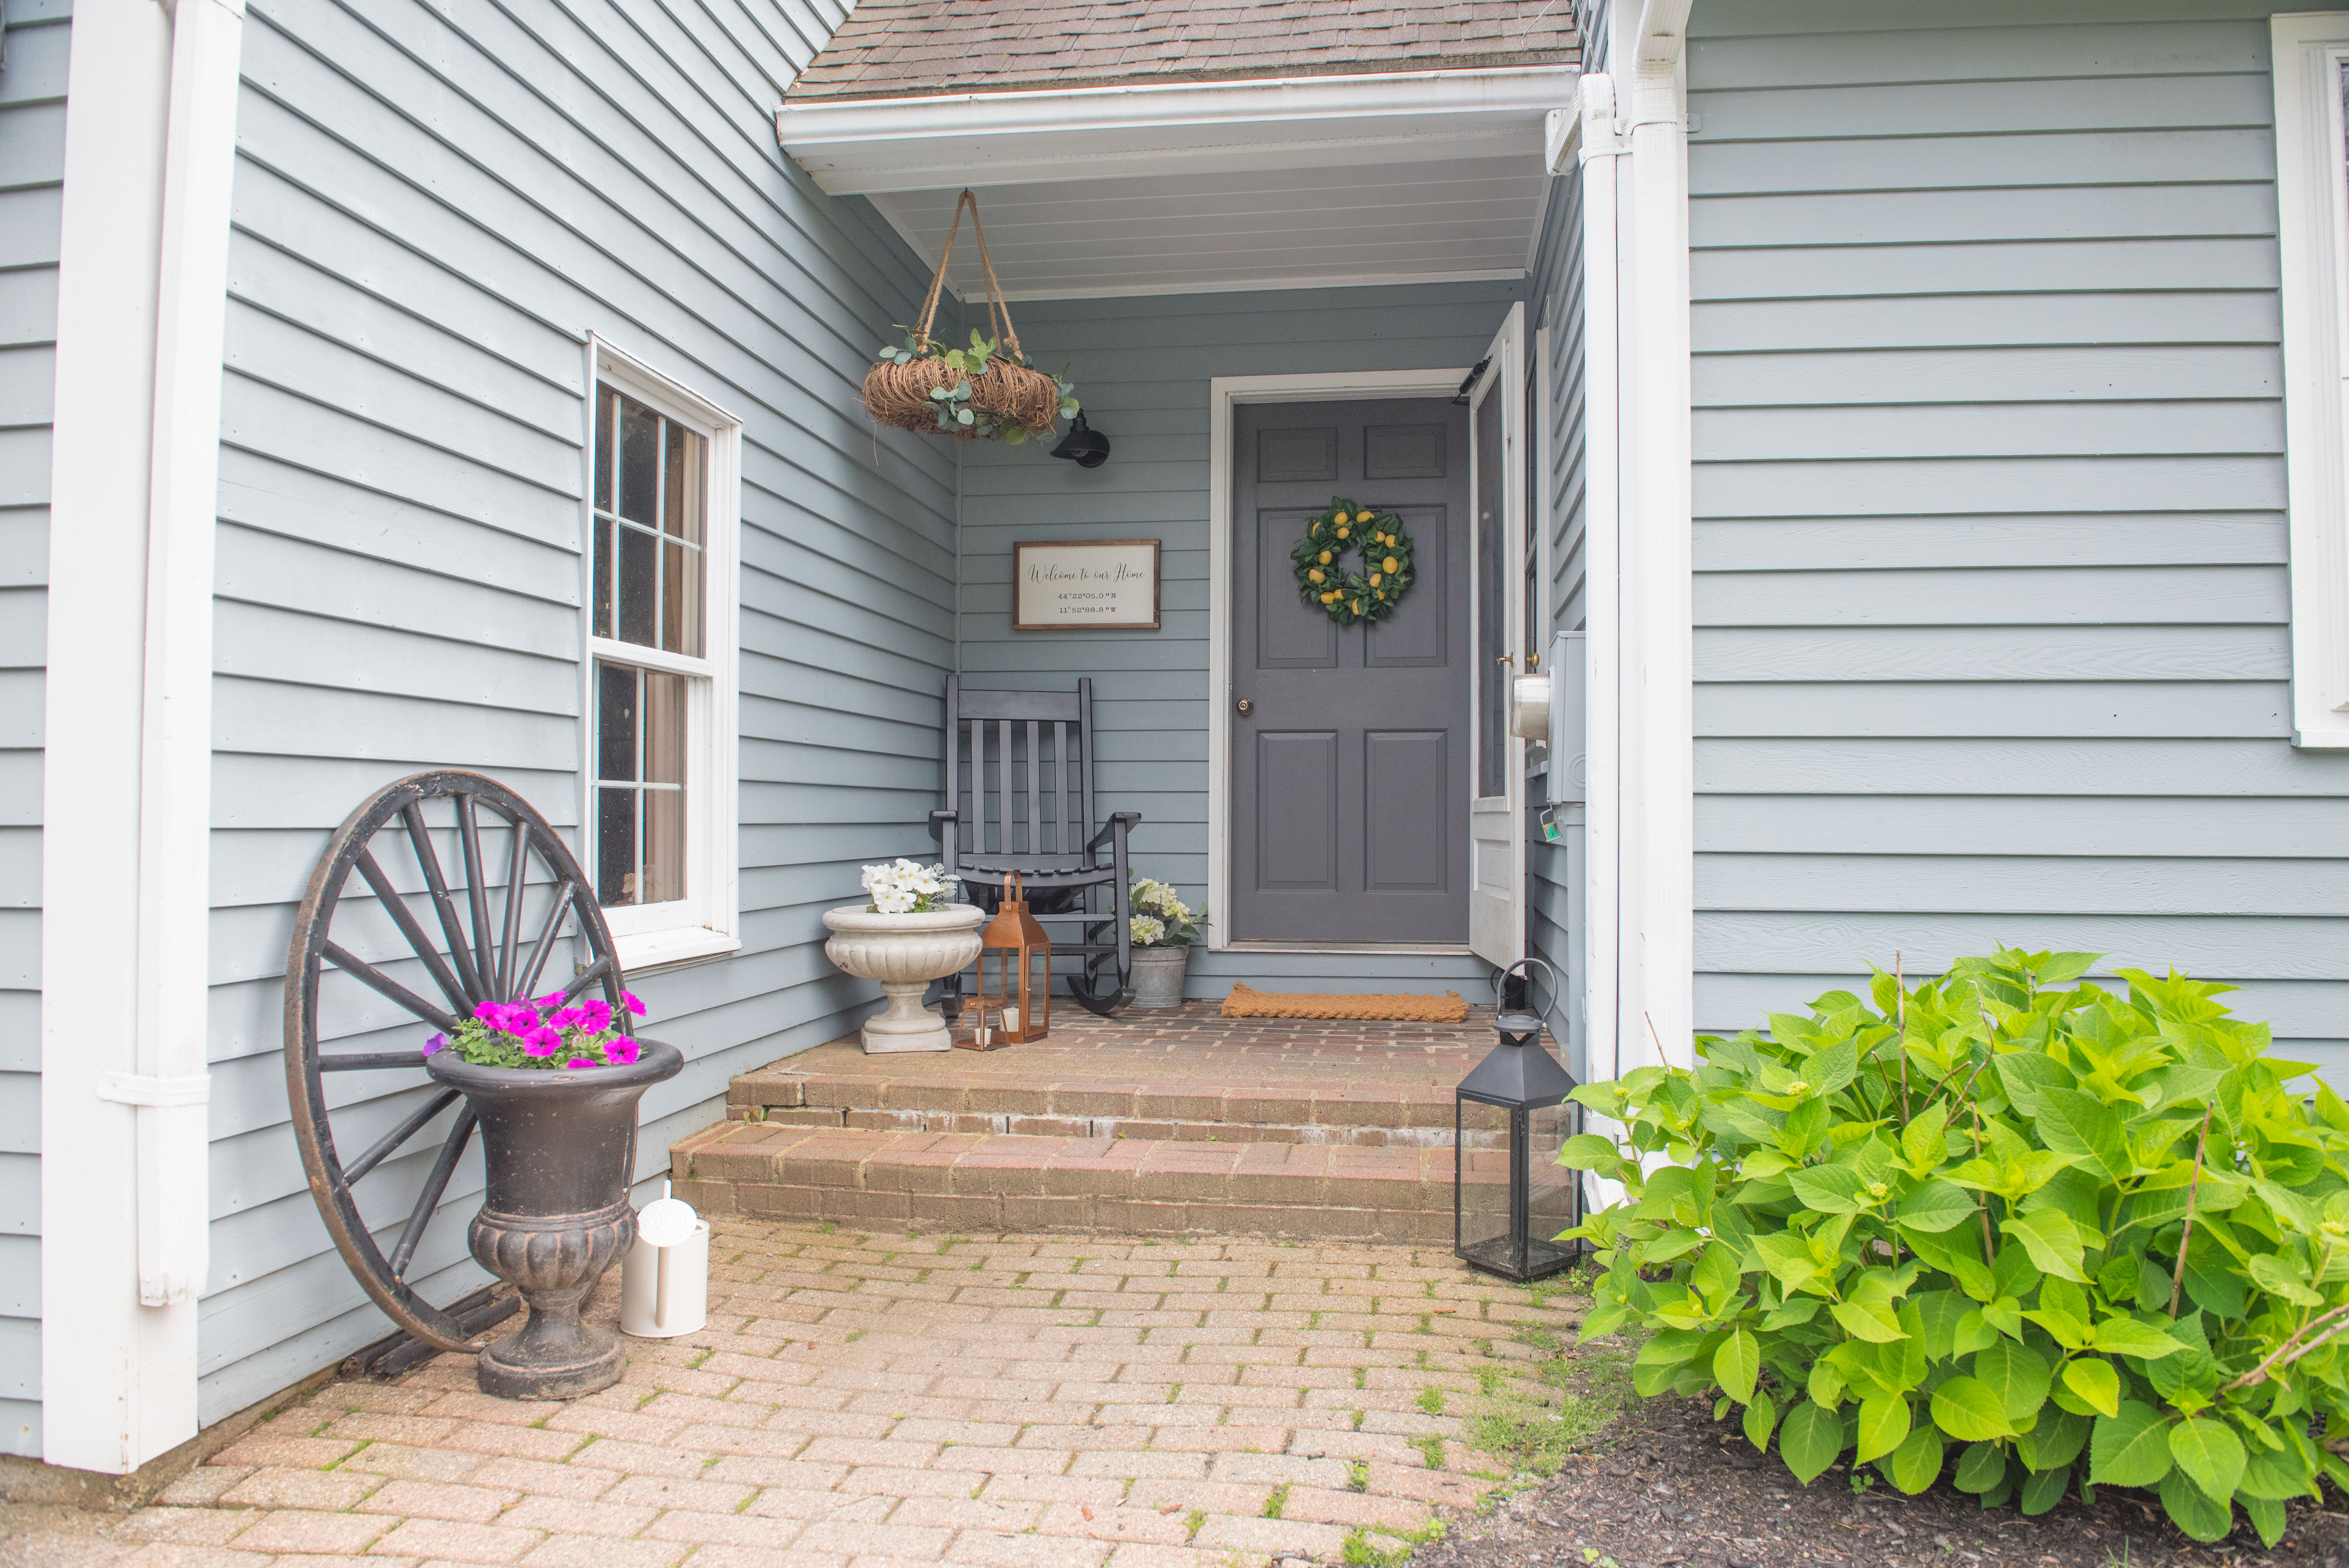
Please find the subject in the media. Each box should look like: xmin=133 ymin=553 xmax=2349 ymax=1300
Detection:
xmin=1413 ymin=1392 xmax=2349 ymax=1568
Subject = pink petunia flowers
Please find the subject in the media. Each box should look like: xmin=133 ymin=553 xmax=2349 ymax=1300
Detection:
xmin=436 ymin=988 xmax=647 ymax=1072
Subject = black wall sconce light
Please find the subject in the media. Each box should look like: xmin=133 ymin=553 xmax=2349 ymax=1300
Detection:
xmin=1049 ymin=413 xmax=1110 ymax=468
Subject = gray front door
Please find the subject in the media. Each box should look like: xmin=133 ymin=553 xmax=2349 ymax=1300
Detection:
xmin=1230 ymin=399 xmax=1472 ymax=943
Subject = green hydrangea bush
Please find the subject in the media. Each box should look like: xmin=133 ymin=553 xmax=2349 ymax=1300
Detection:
xmin=1560 ymin=948 xmax=2349 ymax=1545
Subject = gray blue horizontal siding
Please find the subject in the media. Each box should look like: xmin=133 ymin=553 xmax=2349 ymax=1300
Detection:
xmin=1685 ymin=0 xmax=2349 ymax=1072
xmin=954 ymin=282 xmax=1523 ymax=998
xmin=0 ymin=0 xmax=67 ymax=1461
xmin=1526 ymin=167 xmax=1589 ymax=1078
xmin=200 ymin=0 xmax=947 ymax=1421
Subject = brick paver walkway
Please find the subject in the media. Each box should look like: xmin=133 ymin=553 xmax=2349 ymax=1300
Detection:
xmin=2 ymin=1217 xmax=1585 ymax=1568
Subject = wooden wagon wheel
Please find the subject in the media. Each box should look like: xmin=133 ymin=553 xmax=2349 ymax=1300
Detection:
xmin=283 ymin=770 xmax=627 ymax=1353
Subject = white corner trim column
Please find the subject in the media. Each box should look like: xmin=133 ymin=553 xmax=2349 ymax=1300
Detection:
xmin=1586 ymin=0 xmax=1696 ymax=1076
xmin=42 ymin=0 xmax=244 ymax=1474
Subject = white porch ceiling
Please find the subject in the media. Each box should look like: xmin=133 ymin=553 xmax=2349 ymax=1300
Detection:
xmin=777 ymin=67 xmax=1575 ymax=301
xmin=868 ymin=158 xmax=1544 ymax=302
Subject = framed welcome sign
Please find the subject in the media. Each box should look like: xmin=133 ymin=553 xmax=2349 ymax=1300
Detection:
xmin=1012 ymin=539 xmax=1161 ymax=631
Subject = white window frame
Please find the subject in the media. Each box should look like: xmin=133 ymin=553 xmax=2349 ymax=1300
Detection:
xmin=583 ymin=336 xmax=743 ymax=969
xmin=2277 ymin=14 xmax=2349 ymax=747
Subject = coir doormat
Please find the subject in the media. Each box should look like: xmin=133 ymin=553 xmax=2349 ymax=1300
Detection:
xmin=1219 ymin=984 xmax=1470 ymax=1023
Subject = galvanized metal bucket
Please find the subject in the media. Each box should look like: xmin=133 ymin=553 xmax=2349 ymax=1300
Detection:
xmin=1127 ymin=945 xmax=1190 ymax=1009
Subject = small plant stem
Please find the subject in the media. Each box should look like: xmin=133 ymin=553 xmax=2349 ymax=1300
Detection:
xmin=2168 ymin=1103 xmax=2214 ymax=1319
xmin=1955 ymin=1044 xmax=1994 ymax=1265
xmin=2224 ymin=1301 xmax=2349 ymax=1392
xmin=1895 ymin=950 xmax=1911 ymax=1124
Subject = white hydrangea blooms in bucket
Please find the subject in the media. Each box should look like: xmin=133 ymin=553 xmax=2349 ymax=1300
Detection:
xmin=1125 ymin=874 xmax=1201 ymax=1009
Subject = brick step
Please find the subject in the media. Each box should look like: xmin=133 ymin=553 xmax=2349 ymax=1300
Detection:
xmin=725 ymin=1062 xmax=1505 ymax=1149
xmin=670 ymin=1121 xmax=1527 ymax=1245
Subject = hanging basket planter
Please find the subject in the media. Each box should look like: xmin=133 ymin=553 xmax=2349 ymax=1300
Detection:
xmin=863 ymin=189 xmax=1078 ymax=446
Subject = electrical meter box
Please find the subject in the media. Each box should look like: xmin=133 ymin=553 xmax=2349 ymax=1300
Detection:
xmin=1546 ymin=631 xmax=1585 ymax=809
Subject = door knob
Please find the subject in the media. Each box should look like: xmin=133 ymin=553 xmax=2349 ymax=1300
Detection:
xmin=1235 ymin=697 xmax=1254 ymax=716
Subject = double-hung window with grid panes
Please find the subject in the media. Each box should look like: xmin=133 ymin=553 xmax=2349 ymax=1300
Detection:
xmin=586 ymin=362 xmax=739 ymax=966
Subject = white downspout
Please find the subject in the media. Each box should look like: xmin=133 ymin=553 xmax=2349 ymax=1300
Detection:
xmin=132 ymin=0 xmax=242 ymax=1309
xmin=1567 ymin=75 xmax=1623 ymax=1094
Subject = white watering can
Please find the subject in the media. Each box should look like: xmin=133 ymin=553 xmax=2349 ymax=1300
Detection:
xmin=620 ymin=1182 xmax=709 ymax=1338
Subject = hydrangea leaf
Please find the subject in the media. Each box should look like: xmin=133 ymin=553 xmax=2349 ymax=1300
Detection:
xmin=2001 ymin=1211 xmax=2091 ymax=1283
xmin=2019 ymin=1407 xmax=2092 ymax=1474
xmin=2243 ymin=1494 xmax=2287 ymax=1550
xmin=2169 ymin=1417 xmax=2247 ymax=1505
xmin=1714 ymin=1327 xmax=1760 ymax=1405
xmin=1830 ymin=1300 xmax=1909 ymax=1344
xmin=2160 ymin=1466 xmax=2234 ymax=1543
xmin=2062 ymin=1356 xmax=2121 ymax=1419
xmin=1788 ymin=1164 xmax=1866 ymax=1214
xmin=1742 ymin=1393 xmax=1777 ymax=1454
xmin=1778 ymin=1401 xmax=1843 ymax=1486
xmin=1929 ymin=1377 xmax=2009 ymax=1442
xmin=1558 ymin=1133 xmax=1621 ymax=1170
xmin=2240 ymin=1440 xmax=2317 ymax=1501
xmin=2090 ymin=1401 xmax=2174 ymax=1488
xmin=1900 ymin=1103 xmax=1952 ymax=1172
xmin=1854 ymin=1394 xmax=1910 ymax=1464
xmin=1807 ymin=1039 xmax=1860 ymax=1097
xmin=2091 ymin=1317 xmax=2187 ymax=1360
xmin=1953 ymin=1441 xmax=2007 ymax=1493
xmin=2036 ymin=1087 xmax=2133 ymax=1184
xmin=1884 ymin=1425 xmax=1945 ymax=1494
xmin=1975 ymin=1340 xmax=2053 ymax=1422
xmin=1898 ymin=1180 xmax=1976 ymax=1233
xmin=2020 ymin=1465 xmax=2071 ymax=1515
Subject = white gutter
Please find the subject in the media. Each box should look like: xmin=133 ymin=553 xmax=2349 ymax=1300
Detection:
xmin=779 ymin=64 xmax=1581 ymax=193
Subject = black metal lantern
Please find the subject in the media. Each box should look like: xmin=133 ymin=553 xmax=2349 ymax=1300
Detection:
xmin=1456 ymin=962 xmax=1579 ymax=1282
xmin=1049 ymin=413 xmax=1110 ymax=467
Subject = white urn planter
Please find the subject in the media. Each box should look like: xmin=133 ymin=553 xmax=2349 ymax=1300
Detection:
xmin=823 ymin=903 xmax=987 ymax=1053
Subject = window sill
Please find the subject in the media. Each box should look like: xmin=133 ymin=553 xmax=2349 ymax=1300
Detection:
xmin=615 ymin=926 xmax=741 ymax=975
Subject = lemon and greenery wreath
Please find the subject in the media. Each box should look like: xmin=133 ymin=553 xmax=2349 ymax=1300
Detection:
xmin=1289 ymin=497 xmax=1417 ymax=627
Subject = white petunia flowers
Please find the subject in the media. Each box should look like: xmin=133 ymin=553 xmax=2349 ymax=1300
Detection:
xmin=861 ymin=858 xmax=957 ymax=915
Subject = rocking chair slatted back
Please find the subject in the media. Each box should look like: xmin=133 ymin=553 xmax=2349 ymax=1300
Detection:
xmin=947 ymin=678 xmax=1096 ymax=869
xmin=933 ymin=676 xmax=1138 ymax=1017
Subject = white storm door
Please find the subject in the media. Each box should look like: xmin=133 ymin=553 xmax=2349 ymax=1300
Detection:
xmin=1468 ymin=303 xmax=1527 ymax=968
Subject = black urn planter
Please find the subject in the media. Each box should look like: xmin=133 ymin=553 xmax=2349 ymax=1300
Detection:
xmin=426 ymin=1041 xmax=683 ymax=1400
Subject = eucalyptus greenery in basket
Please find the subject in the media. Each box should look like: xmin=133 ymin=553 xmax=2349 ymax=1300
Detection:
xmin=874 ymin=326 xmax=1078 ymax=444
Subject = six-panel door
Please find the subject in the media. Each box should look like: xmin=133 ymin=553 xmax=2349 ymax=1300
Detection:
xmin=1229 ymin=399 xmax=1472 ymax=944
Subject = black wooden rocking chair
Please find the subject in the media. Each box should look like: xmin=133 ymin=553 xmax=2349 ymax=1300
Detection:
xmin=930 ymin=675 xmax=1139 ymax=1016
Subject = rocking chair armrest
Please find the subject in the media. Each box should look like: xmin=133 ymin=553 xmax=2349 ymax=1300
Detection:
xmin=928 ymin=808 xmax=958 ymax=844
xmin=1086 ymin=811 xmax=1141 ymax=854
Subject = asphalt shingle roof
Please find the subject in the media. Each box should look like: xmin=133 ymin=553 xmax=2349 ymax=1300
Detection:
xmin=787 ymin=0 xmax=1580 ymax=100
